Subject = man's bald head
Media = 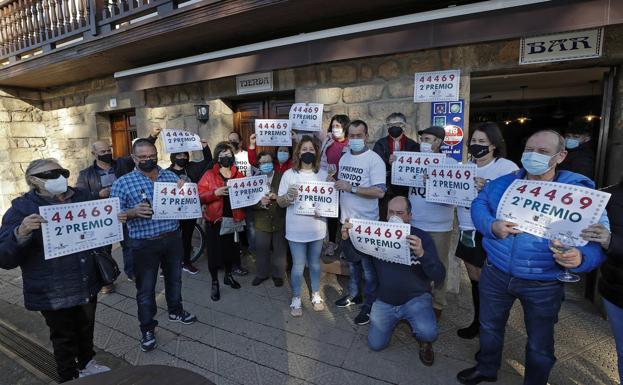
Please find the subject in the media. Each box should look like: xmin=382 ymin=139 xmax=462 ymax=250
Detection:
xmin=91 ymin=140 xmax=112 ymax=160
xmin=525 ymin=130 xmax=565 ymax=155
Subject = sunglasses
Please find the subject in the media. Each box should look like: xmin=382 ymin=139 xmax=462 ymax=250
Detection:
xmin=32 ymin=169 xmax=70 ymax=180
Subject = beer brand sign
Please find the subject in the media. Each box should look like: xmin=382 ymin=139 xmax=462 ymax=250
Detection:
xmin=519 ymin=28 xmax=603 ymax=65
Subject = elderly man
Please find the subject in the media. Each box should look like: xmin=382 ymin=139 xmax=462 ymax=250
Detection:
xmin=341 ymin=196 xmax=445 ymax=366
xmin=111 ymin=139 xmax=197 ymax=352
xmin=457 ymin=130 xmax=607 ymax=385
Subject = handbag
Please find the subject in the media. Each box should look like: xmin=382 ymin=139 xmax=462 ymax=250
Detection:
xmin=220 ymin=217 xmax=245 ymax=242
xmin=92 ymin=248 xmax=120 ymax=286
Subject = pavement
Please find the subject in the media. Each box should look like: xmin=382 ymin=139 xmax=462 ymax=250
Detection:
xmin=0 ymin=246 xmax=619 ymax=385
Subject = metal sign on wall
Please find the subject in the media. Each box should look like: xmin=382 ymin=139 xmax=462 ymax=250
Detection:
xmin=236 ymin=72 xmax=273 ymax=95
xmin=519 ymin=28 xmax=603 ymax=65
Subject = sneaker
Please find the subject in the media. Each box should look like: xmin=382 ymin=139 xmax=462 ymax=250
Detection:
xmin=311 ymin=292 xmax=325 ymax=312
xmin=79 ymin=359 xmax=110 ymax=378
xmin=334 ymin=294 xmax=363 ymax=308
xmin=168 ymin=310 xmax=197 ymax=325
xmin=182 ymin=262 xmax=199 ymax=275
xmin=232 ymin=266 xmax=249 ymax=276
xmin=354 ymin=306 xmax=371 ymax=326
xmin=99 ymin=285 xmax=115 ymax=294
xmin=290 ymin=297 xmax=302 ymax=317
xmin=140 ymin=330 xmax=157 ymax=352
xmin=272 ymin=277 xmax=284 ymax=287
xmin=325 ymin=242 xmax=337 ymax=256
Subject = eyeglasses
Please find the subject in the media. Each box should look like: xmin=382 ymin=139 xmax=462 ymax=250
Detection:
xmin=31 ymin=169 xmax=70 ymax=179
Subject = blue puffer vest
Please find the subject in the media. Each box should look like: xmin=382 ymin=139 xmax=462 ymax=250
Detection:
xmin=471 ymin=169 xmax=606 ymax=281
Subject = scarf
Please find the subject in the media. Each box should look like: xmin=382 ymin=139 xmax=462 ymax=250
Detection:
xmin=388 ymin=135 xmax=407 ymax=155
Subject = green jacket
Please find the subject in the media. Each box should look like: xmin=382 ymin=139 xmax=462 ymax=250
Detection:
xmin=253 ymin=171 xmax=286 ymax=233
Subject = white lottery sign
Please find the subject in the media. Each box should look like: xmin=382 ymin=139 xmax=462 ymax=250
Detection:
xmin=348 ymin=219 xmax=411 ymax=266
xmin=255 ymin=119 xmax=292 ymax=146
xmin=235 ymin=151 xmax=251 ymax=176
xmin=288 ymin=103 xmax=324 ymax=131
xmin=391 ymin=151 xmax=445 ymax=188
xmin=152 ymin=182 xmax=202 ymax=220
xmin=425 ymin=164 xmax=477 ymax=207
xmin=496 ymin=180 xmax=611 ymax=246
xmin=39 ymin=198 xmax=123 ymax=260
xmin=162 ymin=129 xmax=203 ymax=153
xmin=227 ymin=175 xmax=269 ymax=209
xmin=295 ymin=181 xmax=339 ymax=218
xmin=414 ymin=69 xmax=460 ymax=102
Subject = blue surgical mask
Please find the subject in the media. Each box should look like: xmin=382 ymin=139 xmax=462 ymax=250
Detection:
xmin=277 ymin=152 xmax=289 ymax=164
xmin=565 ymin=138 xmax=580 ymax=150
xmin=420 ymin=142 xmax=433 ymax=153
xmin=521 ymin=151 xmax=557 ymax=176
xmin=349 ymin=139 xmax=366 ymax=153
xmin=259 ymin=163 xmax=274 ymax=174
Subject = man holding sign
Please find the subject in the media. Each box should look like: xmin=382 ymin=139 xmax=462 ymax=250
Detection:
xmin=341 ymin=197 xmax=445 ymax=367
xmin=457 ymin=130 xmax=608 ymax=385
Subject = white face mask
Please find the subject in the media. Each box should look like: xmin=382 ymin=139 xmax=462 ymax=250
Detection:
xmin=388 ymin=215 xmax=404 ymax=224
xmin=420 ymin=142 xmax=433 ymax=153
xmin=44 ymin=176 xmax=68 ymax=195
xmin=332 ymin=128 xmax=344 ymax=139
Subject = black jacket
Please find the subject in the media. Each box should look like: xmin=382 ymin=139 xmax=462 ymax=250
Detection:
xmin=559 ymin=140 xmax=595 ymax=180
xmin=372 ymin=135 xmax=419 ymax=197
xmin=599 ymin=182 xmax=623 ymax=309
xmin=166 ymin=144 xmax=213 ymax=183
xmin=0 ymin=189 xmax=102 ymax=311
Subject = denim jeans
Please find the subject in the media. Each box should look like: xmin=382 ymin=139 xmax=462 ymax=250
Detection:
xmin=288 ymin=239 xmax=323 ymax=297
xmin=130 ymin=231 xmax=184 ymax=333
xmin=368 ymin=294 xmax=438 ymax=351
xmin=603 ymin=298 xmax=623 ymax=383
xmin=477 ymin=260 xmax=564 ymax=385
xmin=342 ymin=238 xmax=378 ymax=307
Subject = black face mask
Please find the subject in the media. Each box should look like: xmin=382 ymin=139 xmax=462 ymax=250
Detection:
xmin=388 ymin=126 xmax=403 ymax=139
xmin=174 ymin=158 xmax=189 ymax=168
xmin=138 ymin=159 xmax=157 ymax=172
xmin=300 ymin=152 xmax=316 ymax=165
xmin=230 ymin=141 xmax=240 ymax=150
xmin=469 ymin=144 xmax=491 ymax=159
xmin=219 ymin=156 xmax=234 ymax=168
xmin=98 ymin=154 xmax=113 ymax=164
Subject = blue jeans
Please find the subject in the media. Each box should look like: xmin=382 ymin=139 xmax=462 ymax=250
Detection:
xmin=288 ymin=239 xmax=323 ymax=297
xmin=368 ymin=294 xmax=438 ymax=351
xmin=342 ymin=238 xmax=378 ymax=307
xmin=477 ymin=260 xmax=564 ymax=385
xmin=603 ymin=298 xmax=623 ymax=383
xmin=130 ymin=231 xmax=184 ymax=333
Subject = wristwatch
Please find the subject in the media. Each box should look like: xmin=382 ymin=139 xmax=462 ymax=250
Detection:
xmin=351 ymin=185 xmax=358 ymax=194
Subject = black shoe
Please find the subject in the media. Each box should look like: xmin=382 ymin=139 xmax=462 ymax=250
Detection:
xmin=169 ymin=310 xmax=197 ymax=325
xmin=354 ymin=305 xmax=371 ymax=326
xmin=252 ymin=277 xmax=269 ymax=286
xmin=232 ymin=266 xmax=249 ymax=276
xmin=457 ymin=367 xmax=497 ymax=385
xmin=457 ymin=321 xmax=479 ymax=339
xmin=224 ymin=274 xmax=241 ymax=289
xmin=140 ymin=330 xmax=157 ymax=352
xmin=211 ymin=281 xmax=220 ymax=301
xmin=272 ymin=277 xmax=284 ymax=287
xmin=335 ymin=294 xmax=363 ymax=308
xmin=418 ymin=341 xmax=434 ymax=366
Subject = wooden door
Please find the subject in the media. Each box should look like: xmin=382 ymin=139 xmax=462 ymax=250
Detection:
xmin=110 ymin=111 xmax=136 ymax=158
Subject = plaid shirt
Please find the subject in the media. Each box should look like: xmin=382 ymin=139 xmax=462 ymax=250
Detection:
xmin=111 ymin=167 xmax=180 ymax=239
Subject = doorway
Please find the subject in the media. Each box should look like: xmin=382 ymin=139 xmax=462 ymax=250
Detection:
xmin=110 ymin=111 xmax=137 ymax=158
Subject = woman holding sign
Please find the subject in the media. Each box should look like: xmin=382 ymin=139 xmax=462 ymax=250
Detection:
xmin=455 ymin=122 xmax=518 ymax=339
xmin=277 ymin=136 xmax=328 ymax=317
xmin=198 ymin=142 xmax=246 ymax=301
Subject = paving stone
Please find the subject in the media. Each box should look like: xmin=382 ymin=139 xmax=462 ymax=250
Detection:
xmin=215 ymin=350 xmax=261 ymax=385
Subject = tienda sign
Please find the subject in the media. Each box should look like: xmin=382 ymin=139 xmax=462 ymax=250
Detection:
xmin=519 ymin=28 xmax=603 ymax=65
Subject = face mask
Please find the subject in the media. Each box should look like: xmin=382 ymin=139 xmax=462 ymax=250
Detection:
xmin=230 ymin=141 xmax=240 ymax=150
xmin=277 ymin=152 xmax=289 ymax=164
xmin=300 ymin=152 xmax=316 ymax=165
xmin=138 ymin=159 xmax=157 ymax=172
xmin=44 ymin=176 xmax=68 ymax=195
xmin=332 ymin=128 xmax=344 ymax=139
xmin=469 ymin=144 xmax=490 ymax=159
xmin=174 ymin=158 xmax=189 ymax=168
xmin=98 ymin=154 xmax=113 ymax=164
xmin=349 ymin=139 xmax=366 ymax=152
xmin=388 ymin=126 xmax=403 ymax=139
xmin=218 ymin=156 xmax=234 ymax=168
xmin=259 ymin=163 xmax=274 ymax=174
xmin=387 ymin=215 xmax=404 ymax=224
xmin=521 ymin=151 xmax=558 ymax=176
xmin=420 ymin=142 xmax=433 ymax=153
xmin=565 ymin=138 xmax=580 ymax=150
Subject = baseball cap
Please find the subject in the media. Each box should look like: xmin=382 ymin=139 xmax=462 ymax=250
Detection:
xmin=418 ymin=126 xmax=446 ymax=141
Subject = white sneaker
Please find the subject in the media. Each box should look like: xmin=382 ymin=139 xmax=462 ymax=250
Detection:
xmin=79 ymin=359 xmax=111 ymax=378
xmin=290 ymin=297 xmax=302 ymax=317
xmin=311 ymin=292 xmax=325 ymax=311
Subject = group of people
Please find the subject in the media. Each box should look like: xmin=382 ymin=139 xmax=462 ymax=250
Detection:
xmin=0 ymin=110 xmax=620 ymax=385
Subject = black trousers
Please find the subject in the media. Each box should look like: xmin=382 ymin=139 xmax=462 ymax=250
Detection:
xmin=205 ymin=221 xmax=240 ymax=281
xmin=180 ymin=219 xmax=197 ymax=264
xmin=40 ymin=299 xmax=97 ymax=382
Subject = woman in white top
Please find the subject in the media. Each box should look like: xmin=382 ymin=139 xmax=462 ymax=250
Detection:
xmin=456 ymin=122 xmax=518 ymax=339
xmin=278 ymin=136 xmax=328 ymax=317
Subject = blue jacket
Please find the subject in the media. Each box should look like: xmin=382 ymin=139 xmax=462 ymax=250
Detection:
xmin=471 ymin=169 xmax=606 ymax=281
xmin=0 ymin=188 xmax=102 ymax=311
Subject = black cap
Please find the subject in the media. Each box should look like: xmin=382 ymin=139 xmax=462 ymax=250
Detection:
xmin=418 ymin=126 xmax=446 ymax=141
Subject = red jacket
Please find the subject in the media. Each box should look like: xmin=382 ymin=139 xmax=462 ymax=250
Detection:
xmin=198 ymin=164 xmax=246 ymax=223
xmin=248 ymin=147 xmax=293 ymax=173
